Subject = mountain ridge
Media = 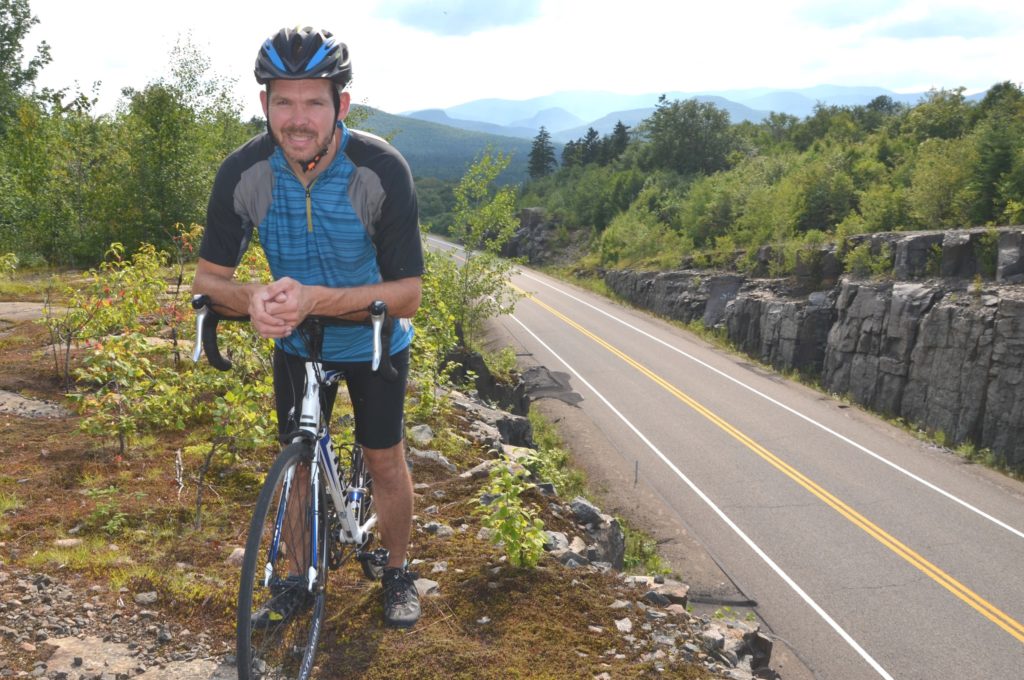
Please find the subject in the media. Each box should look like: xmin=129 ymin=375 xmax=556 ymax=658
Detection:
xmin=399 ymin=84 xmax=989 ymax=141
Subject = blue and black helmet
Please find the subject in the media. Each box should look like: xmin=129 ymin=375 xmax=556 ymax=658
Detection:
xmin=254 ymin=27 xmax=351 ymax=88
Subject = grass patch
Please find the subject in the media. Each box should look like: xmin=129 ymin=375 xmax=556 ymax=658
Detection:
xmin=541 ymin=263 xmax=612 ymax=297
xmin=0 ymin=490 xmax=23 ymax=514
xmin=24 ymin=538 xmax=125 ymax=572
xmin=622 ymin=521 xmax=670 ymax=575
xmin=525 ymin=410 xmax=587 ymax=500
xmin=479 ymin=345 xmax=519 ymax=384
xmin=107 ymin=563 xmax=234 ymax=615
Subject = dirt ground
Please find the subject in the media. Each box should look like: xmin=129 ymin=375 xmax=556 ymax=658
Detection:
xmin=0 ymin=304 xmax=737 ymax=679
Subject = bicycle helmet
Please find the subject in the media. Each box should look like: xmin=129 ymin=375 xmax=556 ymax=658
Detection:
xmin=255 ymin=27 xmax=351 ymax=89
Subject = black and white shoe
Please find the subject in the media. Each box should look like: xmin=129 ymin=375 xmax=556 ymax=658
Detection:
xmin=381 ymin=567 xmax=420 ymax=629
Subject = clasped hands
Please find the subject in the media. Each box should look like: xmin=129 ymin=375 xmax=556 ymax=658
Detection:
xmin=248 ymin=277 xmax=311 ymax=339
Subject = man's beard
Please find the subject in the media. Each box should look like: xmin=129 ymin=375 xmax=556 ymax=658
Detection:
xmin=275 ymin=124 xmax=334 ymax=171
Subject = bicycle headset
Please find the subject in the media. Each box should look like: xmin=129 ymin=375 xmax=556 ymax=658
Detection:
xmin=254 ymin=27 xmax=352 ymax=173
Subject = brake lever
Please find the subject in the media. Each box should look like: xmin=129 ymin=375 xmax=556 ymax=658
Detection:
xmin=368 ymin=301 xmax=398 ymax=382
xmin=191 ymin=295 xmax=208 ymax=364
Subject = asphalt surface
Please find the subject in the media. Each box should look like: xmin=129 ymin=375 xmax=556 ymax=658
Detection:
xmin=432 ymin=239 xmax=1024 ymax=680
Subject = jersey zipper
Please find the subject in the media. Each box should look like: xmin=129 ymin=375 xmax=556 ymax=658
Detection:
xmin=305 ymin=177 xmax=319 ymax=233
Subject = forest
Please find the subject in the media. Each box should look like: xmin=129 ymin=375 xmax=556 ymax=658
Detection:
xmin=520 ymin=87 xmax=1024 ymax=272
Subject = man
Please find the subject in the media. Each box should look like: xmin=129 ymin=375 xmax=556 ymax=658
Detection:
xmin=192 ymin=26 xmax=423 ymax=629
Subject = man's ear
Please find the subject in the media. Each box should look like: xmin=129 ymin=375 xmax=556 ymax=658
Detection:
xmin=337 ymin=91 xmax=351 ymax=121
xmin=260 ymin=89 xmax=269 ymax=118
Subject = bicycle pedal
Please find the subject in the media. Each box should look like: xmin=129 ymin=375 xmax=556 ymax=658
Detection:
xmin=358 ymin=547 xmax=390 ymax=568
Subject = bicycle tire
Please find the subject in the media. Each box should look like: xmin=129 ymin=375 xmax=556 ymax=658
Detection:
xmin=237 ymin=442 xmax=328 ymax=680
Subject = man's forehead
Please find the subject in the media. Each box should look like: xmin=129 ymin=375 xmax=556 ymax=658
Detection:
xmin=268 ymin=79 xmax=334 ymax=98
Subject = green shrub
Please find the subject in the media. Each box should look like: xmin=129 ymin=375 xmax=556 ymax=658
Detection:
xmin=476 ymin=463 xmax=547 ymax=568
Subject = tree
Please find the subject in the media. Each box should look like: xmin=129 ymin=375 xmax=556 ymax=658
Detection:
xmin=448 ymin=150 xmax=521 ymax=345
xmin=0 ymin=0 xmax=51 ymax=134
xmin=528 ymin=126 xmax=556 ymax=179
xmin=969 ymin=82 xmax=1024 ymax=223
xmin=905 ymin=88 xmax=971 ymax=142
xmin=908 ymin=137 xmax=978 ymax=228
xmin=580 ymin=127 xmax=601 ymax=165
xmin=639 ymin=96 xmax=735 ymax=175
xmin=604 ymin=121 xmax=630 ymax=163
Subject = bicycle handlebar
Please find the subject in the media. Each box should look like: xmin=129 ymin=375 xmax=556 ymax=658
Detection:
xmin=190 ymin=294 xmax=398 ymax=382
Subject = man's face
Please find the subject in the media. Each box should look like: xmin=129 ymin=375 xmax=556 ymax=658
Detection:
xmin=260 ymin=79 xmax=349 ymax=166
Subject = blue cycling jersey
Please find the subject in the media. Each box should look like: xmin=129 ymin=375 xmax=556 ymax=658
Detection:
xmin=200 ymin=121 xmax=424 ymax=362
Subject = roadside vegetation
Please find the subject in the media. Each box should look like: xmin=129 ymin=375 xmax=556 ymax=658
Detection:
xmin=517 ymin=87 xmax=1024 ymax=276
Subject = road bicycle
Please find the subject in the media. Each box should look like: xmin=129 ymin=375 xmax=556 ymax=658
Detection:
xmin=191 ymin=294 xmax=397 ymax=680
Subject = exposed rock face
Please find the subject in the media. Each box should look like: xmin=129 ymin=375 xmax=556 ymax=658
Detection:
xmin=822 ymin=281 xmax=942 ymax=416
xmin=602 ymin=227 xmax=1024 ymax=471
xmin=502 ymin=207 xmax=590 ymax=265
xmin=603 ymin=270 xmax=745 ymax=327
xmin=726 ymin=290 xmax=837 ymax=376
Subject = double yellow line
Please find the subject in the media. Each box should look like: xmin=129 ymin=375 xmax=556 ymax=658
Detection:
xmin=525 ymin=291 xmax=1024 ymax=645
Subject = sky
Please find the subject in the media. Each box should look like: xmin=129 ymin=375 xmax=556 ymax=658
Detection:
xmin=24 ymin=0 xmax=1024 ymax=120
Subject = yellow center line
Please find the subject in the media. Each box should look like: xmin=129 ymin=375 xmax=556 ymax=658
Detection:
xmin=521 ymin=289 xmax=1024 ymax=644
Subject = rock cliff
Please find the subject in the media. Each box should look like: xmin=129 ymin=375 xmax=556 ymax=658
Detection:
xmin=600 ymin=228 xmax=1024 ymax=472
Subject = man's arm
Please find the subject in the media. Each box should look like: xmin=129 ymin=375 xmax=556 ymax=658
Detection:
xmin=260 ymin=275 xmax=422 ymax=324
xmin=192 ymin=258 xmax=293 ymax=339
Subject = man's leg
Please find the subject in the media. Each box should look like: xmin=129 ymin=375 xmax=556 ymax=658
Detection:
xmin=363 ymin=440 xmax=413 ymax=568
xmin=343 ymin=347 xmax=419 ymax=627
xmin=364 ymin=439 xmax=420 ymax=628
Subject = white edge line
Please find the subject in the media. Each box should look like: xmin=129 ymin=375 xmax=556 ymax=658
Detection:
xmin=507 ymin=312 xmax=895 ymax=680
xmin=517 ymin=268 xmax=1024 ymax=541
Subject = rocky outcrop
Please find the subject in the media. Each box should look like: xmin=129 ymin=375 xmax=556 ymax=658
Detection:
xmin=725 ymin=290 xmax=837 ymax=376
xmin=502 ymin=208 xmax=591 ymax=265
xmin=603 ymin=227 xmax=1024 ymax=471
xmin=603 ymin=270 xmax=746 ymax=327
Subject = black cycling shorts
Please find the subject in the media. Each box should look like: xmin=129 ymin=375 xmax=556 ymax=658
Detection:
xmin=272 ymin=345 xmax=410 ymax=450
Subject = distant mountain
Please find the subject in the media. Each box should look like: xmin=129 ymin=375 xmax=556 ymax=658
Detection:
xmin=550 ymin=97 xmax=770 ymax=142
xmin=552 ymin=108 xmax=654 ymax=142
xmin=403 ymin=109 xmax=537 ymax=139
xmin=440 ymin=91 xmax=665 ymax=127
xmin=738 ymin=92 xmax=821 ymax=119
xmin=354 ymin=105 xmax=533 ymax=183
xmin=510 ymin=107 xmax=584 ymax=133
xmin=403 ymin=84 xmax=995 ymax=143
xmin=362 ymin=85 xmax=996 ymax=183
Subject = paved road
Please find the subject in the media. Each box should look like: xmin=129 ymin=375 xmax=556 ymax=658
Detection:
xmin=430 ymin=238 xmax=1024 ymax=679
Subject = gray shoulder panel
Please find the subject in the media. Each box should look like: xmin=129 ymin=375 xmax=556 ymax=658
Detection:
xmin=348 ymin=166 xmax=386 ymax=238
xmin=235 ymin=159 xmax=274 ymax=231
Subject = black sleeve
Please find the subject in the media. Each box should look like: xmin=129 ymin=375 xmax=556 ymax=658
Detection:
xmin=199 ymin=156 xmax=247 ymax=267
xmin=373 ymin=150 xmax=425 ymax=281
xmin=199 ymin=134 xmax=273 ymax=267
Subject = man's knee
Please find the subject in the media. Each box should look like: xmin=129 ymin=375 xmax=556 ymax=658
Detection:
xmin=364 ymin=442 xmax=410 ymax=485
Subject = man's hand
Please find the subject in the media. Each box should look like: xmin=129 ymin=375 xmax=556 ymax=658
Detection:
xmin=249 ymin=277 xmax=312 ymax=338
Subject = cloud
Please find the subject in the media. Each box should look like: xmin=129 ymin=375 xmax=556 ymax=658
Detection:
xmin=795 ymin=0 xmax=903 ymax=29
xmin=795 ymin=1 xmax=1016 ymax=40
xmin=878 ymin=11 xmax=1007 ymax=39
xmin=374 ymin=0 xmax=542 ymax=36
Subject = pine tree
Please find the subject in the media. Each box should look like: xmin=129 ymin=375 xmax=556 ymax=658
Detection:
xmin=528 ymin=126 xmax=557 ymax=179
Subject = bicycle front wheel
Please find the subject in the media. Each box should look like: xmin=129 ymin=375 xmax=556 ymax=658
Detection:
xmin=237 ymin=442 xmax=328 ymax=680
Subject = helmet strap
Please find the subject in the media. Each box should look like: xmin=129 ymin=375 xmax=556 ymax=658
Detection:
xmin=297 ymin=128 xmax=336 ymax=174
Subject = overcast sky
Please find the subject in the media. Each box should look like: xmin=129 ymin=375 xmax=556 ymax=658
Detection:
xmin=25 ymin=0 xmax=1024 ymax=120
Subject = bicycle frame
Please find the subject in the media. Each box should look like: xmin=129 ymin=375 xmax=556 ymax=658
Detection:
xmin=191 ymin=294 xmax=395 ymax=680
xmin=265 ymin=362 xmax=378 ymax=594
xmin=190 ymin=294 xmax=393 ymax=560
